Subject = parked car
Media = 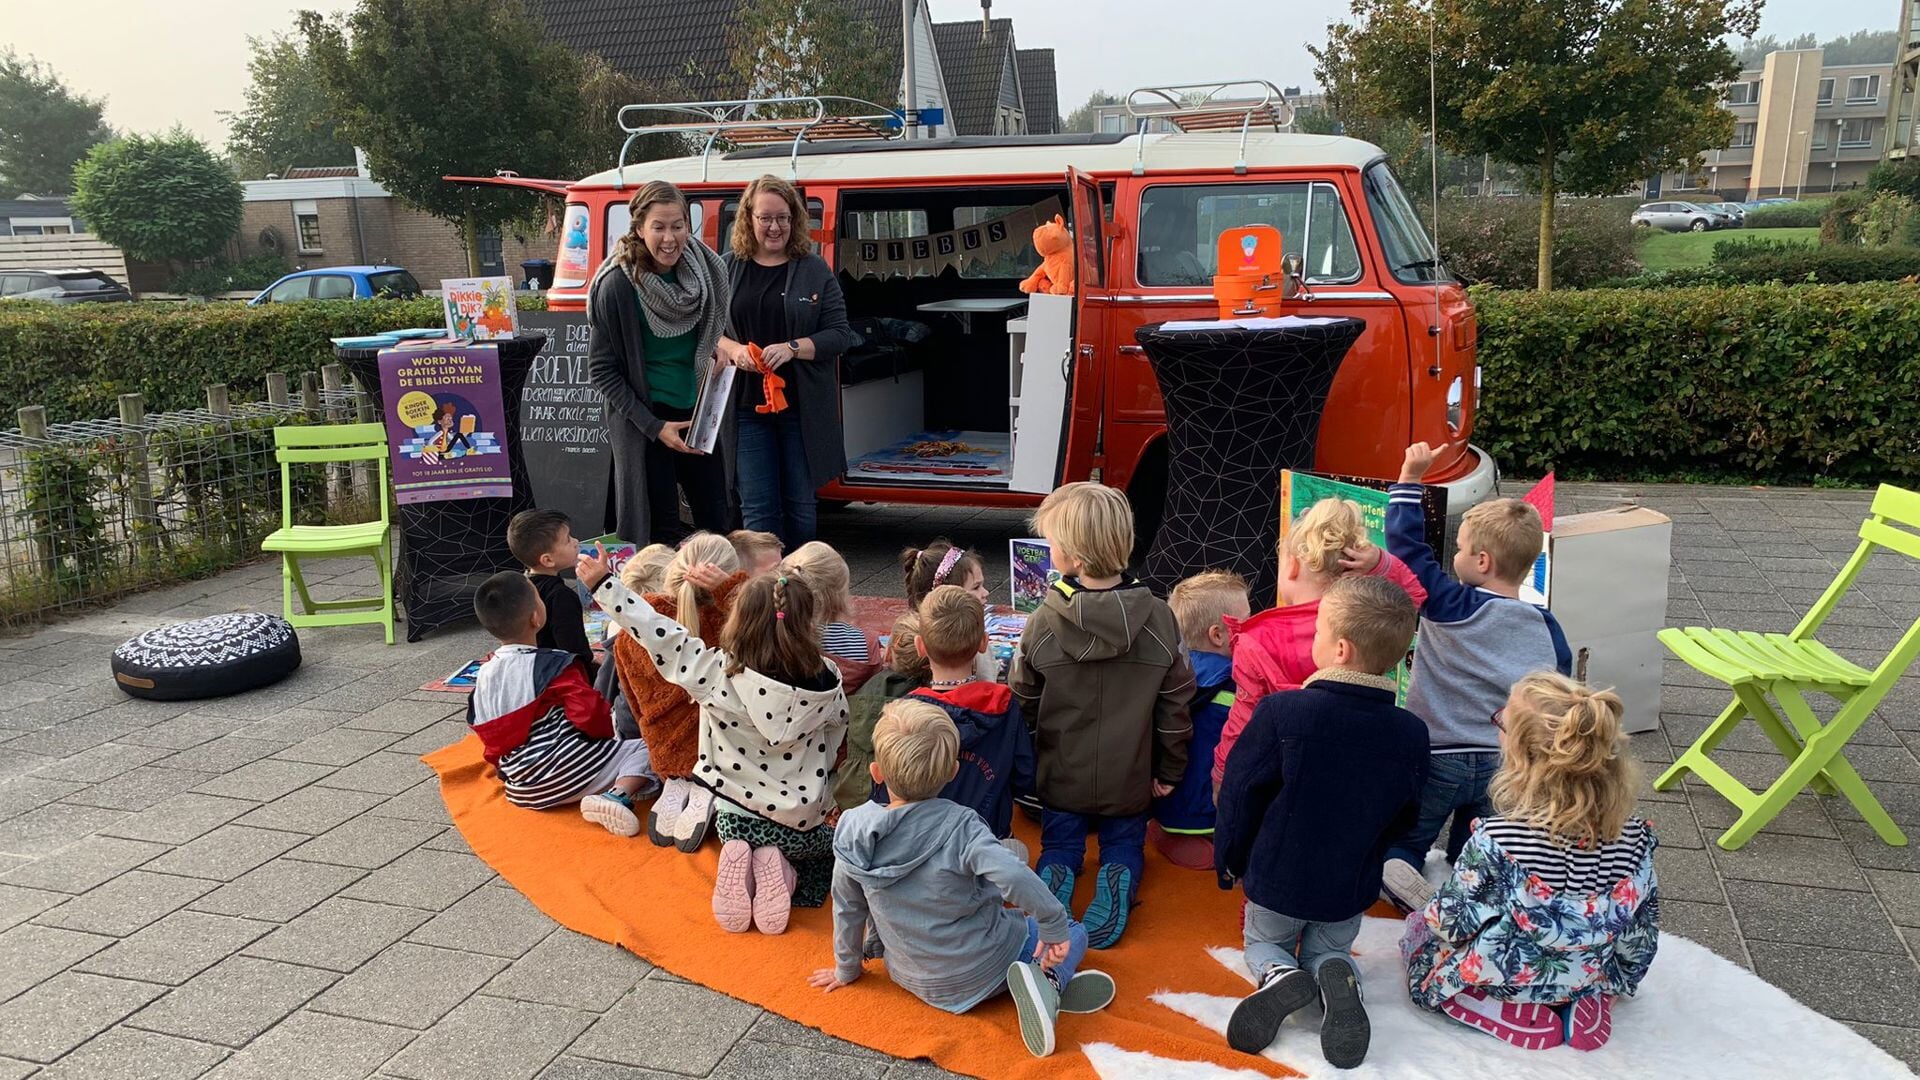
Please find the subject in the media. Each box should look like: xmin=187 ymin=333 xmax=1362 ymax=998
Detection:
xmin=1630 ymin=201 xmax=1729 ymax=232
xmin=249 ymin=265 xmax=422 ymax=306
xmin=1739 ymin=197 xmax=1799 ymax=211
xmin=1705 ymin=202 xmax=1744 ymax=227
xmin=0 ymin=268 xmax=132 ymax=303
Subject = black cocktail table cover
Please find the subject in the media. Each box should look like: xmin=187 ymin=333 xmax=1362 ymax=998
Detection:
xmin=1137 ymin=317 xmax=1366 ymax=608
xmin=337 ymin=332 xmax=544 ymax=641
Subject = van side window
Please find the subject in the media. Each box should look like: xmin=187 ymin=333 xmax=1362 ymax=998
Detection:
xmin=1137 ymin=183 xmax=1361 ymax=286
xmin=1364 ymin=162 xmax=1449 ymax=285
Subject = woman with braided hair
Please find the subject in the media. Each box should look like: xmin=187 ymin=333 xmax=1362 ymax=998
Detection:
xmin=578 ymin=550 xmax=848 ymax=937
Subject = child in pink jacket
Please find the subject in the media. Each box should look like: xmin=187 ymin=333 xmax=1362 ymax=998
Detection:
xmin=1211 ymin=498 xmax=1428 ymax=787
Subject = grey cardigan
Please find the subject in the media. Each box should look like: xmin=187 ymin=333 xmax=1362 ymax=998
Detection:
xmin=723 ymin=252 xmax=854 ymax=491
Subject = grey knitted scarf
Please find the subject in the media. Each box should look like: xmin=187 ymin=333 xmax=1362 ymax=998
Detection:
xmin=619 ymin=237 xmax=731 ymax=382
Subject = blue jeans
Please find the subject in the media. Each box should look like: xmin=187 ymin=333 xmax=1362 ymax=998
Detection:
xmin=737 ymin=410 xmax=817 ymax=548
xmin=1010 ymin=916 xmax=1086 ymax=991
xmin=1386 ymin=751 xmax=1500 ymax=869
xmin=1244 ymin=901 xmax=1363 ymax=980
xmin=1038 ymin=809 xmax=1147 ymax=887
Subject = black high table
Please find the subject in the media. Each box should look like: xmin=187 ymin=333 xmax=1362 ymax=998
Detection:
xmin=336 ymin=332 xmax=544 ymax=641
xmin=1136 ymin=317 xmax=1366 ymax=609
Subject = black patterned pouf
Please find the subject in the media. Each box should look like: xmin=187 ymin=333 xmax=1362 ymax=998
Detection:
xmin=111 ymin=613 xmax=301 ymax=701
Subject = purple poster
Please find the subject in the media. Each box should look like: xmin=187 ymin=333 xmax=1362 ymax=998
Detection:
xmin=377 ymin=343 xmax=512 ymax=504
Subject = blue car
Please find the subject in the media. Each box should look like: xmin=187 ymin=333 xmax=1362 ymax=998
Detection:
xmin=249 ymin=265 xmax=422 ymax=306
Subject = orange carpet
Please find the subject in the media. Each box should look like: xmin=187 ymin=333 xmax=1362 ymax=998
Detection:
xmin=423 ymin=736 xmax=1383 ymax=1079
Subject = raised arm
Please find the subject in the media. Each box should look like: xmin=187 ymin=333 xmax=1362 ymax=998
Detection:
xmin=584 ymin=570 xmax=730 ymax=706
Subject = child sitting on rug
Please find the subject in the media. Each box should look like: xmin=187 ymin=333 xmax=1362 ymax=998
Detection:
xmin=579 ymin=550 xmax=847 ymax=936
xmin=811 ymin=699 xmax=1116 ymax=1058
xmin=1213 ymin=497 xmax=1426 ymax=792
xmin=1401 ymin=673 xmax=1659 ymax=1053
xmin=1381 ymin=443 xmax=1571 ymax=911
xmin=782 ymin=541 xmax=882 ymax=694
xmin=834 ymin=613 xmax=929 ymax=813
xmin=611 ymin=532 xmax=746 ymax=851
xmin=467 ymin=571 xmax=654 ymax=836
xmin=730 ymin=529 xmax=784 ymax=575
xmin=1151 ymin=571 xmax=1250 ymax=870
xmin=507 ymin=509 xmax=599 ymax=679
xmin=871 ymin=586 xmax=1033 ymax=848
xmin=1012 ymin=482 xmax=1194 ymax=950
xmin=1216 ymin=575 xmax=1429 ymax=1068
xmin=904 ymin=540 xmax=998 ymax=683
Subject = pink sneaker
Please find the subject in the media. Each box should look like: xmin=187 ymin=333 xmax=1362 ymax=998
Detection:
xmin=1442 ymin=987 xmax=1566 ymax=1050
xmin=1566 ymin=994 xmax=1613 ymax=1052
xmin=750 ymin=846 xmax=797 ymax=935
xmin=712 ymin=839 xmax=755 ymax=933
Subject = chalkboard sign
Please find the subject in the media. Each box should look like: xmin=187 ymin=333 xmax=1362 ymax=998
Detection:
xmin=518 ymin=312 xmax=612 ymax=533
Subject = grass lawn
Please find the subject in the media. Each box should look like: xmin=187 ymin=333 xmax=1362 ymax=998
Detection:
xmin=1636 ymin=226 xmax=1820 ymax=272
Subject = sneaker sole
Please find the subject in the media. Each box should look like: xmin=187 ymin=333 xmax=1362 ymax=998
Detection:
xmin=674 ymin=812 xmax=711 ymax=853
xmin=1006 ymin=961 xmax=1057 ymax=1057
xmin=1226 ymin=969 xmax=1317 ymax=1055
xmin=749 ymin=848 xmax=793 ymax=935
xmin=1567 ymin=995 xmax=1612 ymax=1052
xmin=712 ymin=840 xmax=754 ymax=933
xmin=1318 ymin=958 xmax=1371 ymax=1068
xmin=1382 ymin=860 xmax=1435 ymax=911
xmin=1039 ymin=865 xmax=1076 ymax=912
xmin=581 ymin=796 xmax=640 ymax=837
xmin=647 ymin=808 xmax=678 ymax=847
xmin=1083 ymin=865 xmax=1133 ymax=950
xmin=1057 ymin=969 xmax=1116 ymax=1014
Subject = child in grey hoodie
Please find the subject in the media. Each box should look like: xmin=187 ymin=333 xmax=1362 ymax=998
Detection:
xmin=808 ymin=700 xmax=1116 ymax=1058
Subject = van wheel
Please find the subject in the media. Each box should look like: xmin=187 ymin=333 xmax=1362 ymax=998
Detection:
xmin=1125 ymin=443 xmax=1168 ymax=573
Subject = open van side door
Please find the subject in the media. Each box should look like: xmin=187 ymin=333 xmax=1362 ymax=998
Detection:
xmin=1008 ymin=169 xmax=1103 ymax=493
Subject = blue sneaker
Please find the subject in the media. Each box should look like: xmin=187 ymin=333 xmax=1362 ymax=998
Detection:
xmin=1039 ymin=863 xmax=1076 ymax=911
xmin=1082 ymin=864 xmax=1134 ymax=949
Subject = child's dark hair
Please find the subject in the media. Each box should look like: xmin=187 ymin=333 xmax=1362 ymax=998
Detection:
xmin=506 ymin=509 xmax=571 ymax=569
xmin=474 ymin=571 xmax=538 ymax=640
xmin=720 ymin=571 xmax=827 ymax=683
xmin=901 ymin=540 xmax=983 ymax=609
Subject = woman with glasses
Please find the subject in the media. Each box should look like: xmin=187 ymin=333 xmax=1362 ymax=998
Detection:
xmin=720 ymin=174 xmax=853 ymax=547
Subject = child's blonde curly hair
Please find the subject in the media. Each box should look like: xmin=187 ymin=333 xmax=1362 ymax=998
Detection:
xmin=1281 ymin=497 xmax=1372 ymax=576
xmin=1490 ymin=673 xmax=1640 ymax=845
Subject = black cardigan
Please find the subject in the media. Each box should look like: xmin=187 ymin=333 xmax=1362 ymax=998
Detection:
xmin=723 ymin=252 xmax=853 ymax=490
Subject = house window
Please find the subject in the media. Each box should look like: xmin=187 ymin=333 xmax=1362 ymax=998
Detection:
xmin=1841 ymin=118 xmax=1877 ymax=147
xmin=1725 ymin=80 xmax=1761 ymax=105
xmin=293 ymin=200 xmax=322 ymax=253
xmin=10 ymin=216 xmax=74 ymax=235
xmin=1730 ymin=123 xmax=1756 ymax=149
xmin=1100 ymin=113 xmax=1121 ymax=134
xmin=1818 ymin=77 xmax=1835 ymax=104
xmin=1847 ymin=74 xmax=1881 ymax=103
xmin=1812 ymin=125 xmax=1829 ymax=150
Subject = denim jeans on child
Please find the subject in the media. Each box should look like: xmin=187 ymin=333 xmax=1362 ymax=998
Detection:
xmin=1038 ymin=810 xmax=1147 ymax=885
xmin=1243 ymin=902 xmax=1364 ymax=980
xmin=1012 ymin=916 xmax=1088 ymax=992
xmin=1386 ymin=751 xmax=1500 ymax=869
xmin=737 ymin=409 xmax=816 ymax=547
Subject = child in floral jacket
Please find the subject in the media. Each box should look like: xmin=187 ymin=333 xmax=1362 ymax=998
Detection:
xmin=1401 ymin=673 xmax=1659 ymax=1053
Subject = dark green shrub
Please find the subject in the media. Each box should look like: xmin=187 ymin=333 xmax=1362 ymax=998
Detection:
xmin=1823 ymin=190 xmax=1873 ymax=245
xmin=1708 ymin=245 xmax=1920 ymax=283
xmin=1710 ymin=235 xmax=1815 ymax=264
xmin=1744 ymin=202 xmax=1824 ymax=228
xmin=1437 ymin=199 xmax=1640 ymax=289
xmin=1868 ymin=157 xmax=1920 ymax=201
xmin=169 ymin=254 xmax=294 ymax=297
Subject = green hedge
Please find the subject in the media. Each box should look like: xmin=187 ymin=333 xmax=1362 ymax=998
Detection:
xmin=1472 ymin=282 xmax=1920 ymax=483
xmin=1744 ymin=202 xmax=1824 ymax=228
xmin=0 ymin=295 xmax=545 ymax=423
xmin=1604 ymin=245 xmax=1920 ymax=287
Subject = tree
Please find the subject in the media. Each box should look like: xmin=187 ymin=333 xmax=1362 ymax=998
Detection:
xmin=1063 ymin=91 xmax=1120 ymax=133
xmin=728 ymin=0 xmax=897 ymax=112
xmin=300 ymin=0 xmax=593 ymax=275
xmin=223 ymin=33 xmax=357 ymax=181
xmin=0 ymin=51 xmax=113 ymax=195
xmin=1734 ymin=32 xmax=1815 ymax=67
xmin=1316 ymin=0 xmax=1758 ymax=290
xmin=575 ymin=52 xmax=686 ymax=170
xmin=69 ymin=130 xmax=243 ymax=269
xmin=1820 ymin=29 xmax=1900 ymax=66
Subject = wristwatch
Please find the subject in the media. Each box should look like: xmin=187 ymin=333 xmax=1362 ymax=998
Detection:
xmin=787 ymin=339 xmax=801 ymax=353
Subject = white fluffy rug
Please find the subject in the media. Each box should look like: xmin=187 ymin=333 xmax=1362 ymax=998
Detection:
xmin=1079 ymin=916 xmax=1916 ymax=1080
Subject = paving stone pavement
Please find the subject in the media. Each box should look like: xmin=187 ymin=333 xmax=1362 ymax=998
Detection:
xmin=1 ymin=485 xmax=1919 ymax=1077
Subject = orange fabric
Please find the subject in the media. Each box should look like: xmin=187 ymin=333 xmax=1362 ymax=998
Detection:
xmin=423 ymin=735 xmax=1400 ymax=1079
xmin=745 ymin=343 xmax=789 ymax=413
xmin=611 ymin=573 xmax=747 ymax=778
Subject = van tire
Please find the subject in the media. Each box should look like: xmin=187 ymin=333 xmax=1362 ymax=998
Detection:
xmin=1125 ymin=443 xmax=1168 ymax=573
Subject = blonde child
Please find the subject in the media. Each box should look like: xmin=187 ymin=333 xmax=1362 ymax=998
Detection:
xmin=580 ymin=551 xmax=847 ymax=935
xmin=1012 ymin=482 xmax=1193 ymax=950
xmin=1214 ymin=498 xmax=1427 ymax=789
xmin=1151 ymin=571 xmax=1250 ymax=870
xmin=834 ymin=613 xmax=930 ymax=812
xmin=609 ymin=533 xmax=746 ymax=851
xmin=730 ymin=529 xmax=784 ymax=574
xmin=619 ymin=543 xmax=676 ymax=596
xmin=1401 ymin=673 xmax=1658 ymax=1053
xmin=782 ymin=541 xmax=881 ymax=680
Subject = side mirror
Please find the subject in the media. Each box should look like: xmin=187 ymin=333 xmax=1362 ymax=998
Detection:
xmin=1280 ymin=253 xmax=1305 ymax=301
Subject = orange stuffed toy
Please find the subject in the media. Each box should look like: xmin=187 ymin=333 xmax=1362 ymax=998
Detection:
xmin=1017 ymin=214 xmax=1075 ymax=296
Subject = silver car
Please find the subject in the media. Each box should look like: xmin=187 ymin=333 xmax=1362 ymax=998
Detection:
xmin=1630 ymin=202 xmax=1726 ymax=232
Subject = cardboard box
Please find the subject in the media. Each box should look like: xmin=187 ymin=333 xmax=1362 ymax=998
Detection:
xmin=1548 ymin=506 xmax=1673 ymax=734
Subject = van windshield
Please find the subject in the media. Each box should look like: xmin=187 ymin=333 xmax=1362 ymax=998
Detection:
xmin=1137 ymin=182 xmax=1362 ymax=286
xmin=1364 ymin=163 xmax=1449 ymax=285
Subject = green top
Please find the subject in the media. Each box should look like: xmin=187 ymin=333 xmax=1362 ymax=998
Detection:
xmin=636 ymin=272 xmax=696 ymax=410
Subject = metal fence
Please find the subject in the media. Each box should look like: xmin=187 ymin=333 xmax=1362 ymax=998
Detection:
xmin=0 ymin=369 xmax=377 ymax=630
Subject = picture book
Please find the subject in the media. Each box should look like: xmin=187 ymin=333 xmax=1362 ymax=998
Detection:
xmin=441 ymin=276 xmax=520 ymax=341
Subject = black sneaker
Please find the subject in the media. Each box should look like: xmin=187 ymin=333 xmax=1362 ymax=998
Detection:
xmin=1317 ymin=955 xmax=1371 ymax=1068
xmin=1226 ymin=967 xmax=1317 ymax=1054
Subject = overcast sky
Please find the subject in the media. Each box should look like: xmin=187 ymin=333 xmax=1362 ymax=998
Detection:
xmin=2 ymin=0 xmax=1905 ymax=149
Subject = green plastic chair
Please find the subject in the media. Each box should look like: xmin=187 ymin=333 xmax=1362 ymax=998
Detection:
xmin=1656 ymin=483 xmax=1920 ymax=850
xmin=260 ymin=422 xmax=395 ymax=645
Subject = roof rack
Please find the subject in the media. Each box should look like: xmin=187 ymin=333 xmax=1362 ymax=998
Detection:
xmin=615 ymin=96 xmax=904 ymax=186
xmin=1124 ymin=80 xmax=1298 ymax=175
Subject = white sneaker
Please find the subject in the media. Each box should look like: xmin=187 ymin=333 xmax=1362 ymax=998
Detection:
xmin=1382 ymin=858 xmax=1436 ymax=911
xmin=674 ymin=785 xmax=715 ymax=852
xmin=648 ymin=778 xmax=688 ymax=847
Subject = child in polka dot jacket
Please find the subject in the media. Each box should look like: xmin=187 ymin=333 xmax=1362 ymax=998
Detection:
xmin=579 ymin=550 xmax=849 ymax=936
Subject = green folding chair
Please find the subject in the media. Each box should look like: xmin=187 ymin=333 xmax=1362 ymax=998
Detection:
xmin=1657 ymin=483 xmax=1920 ymax=850
xmin=260 ymin=422 xmax=396 ymax=645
